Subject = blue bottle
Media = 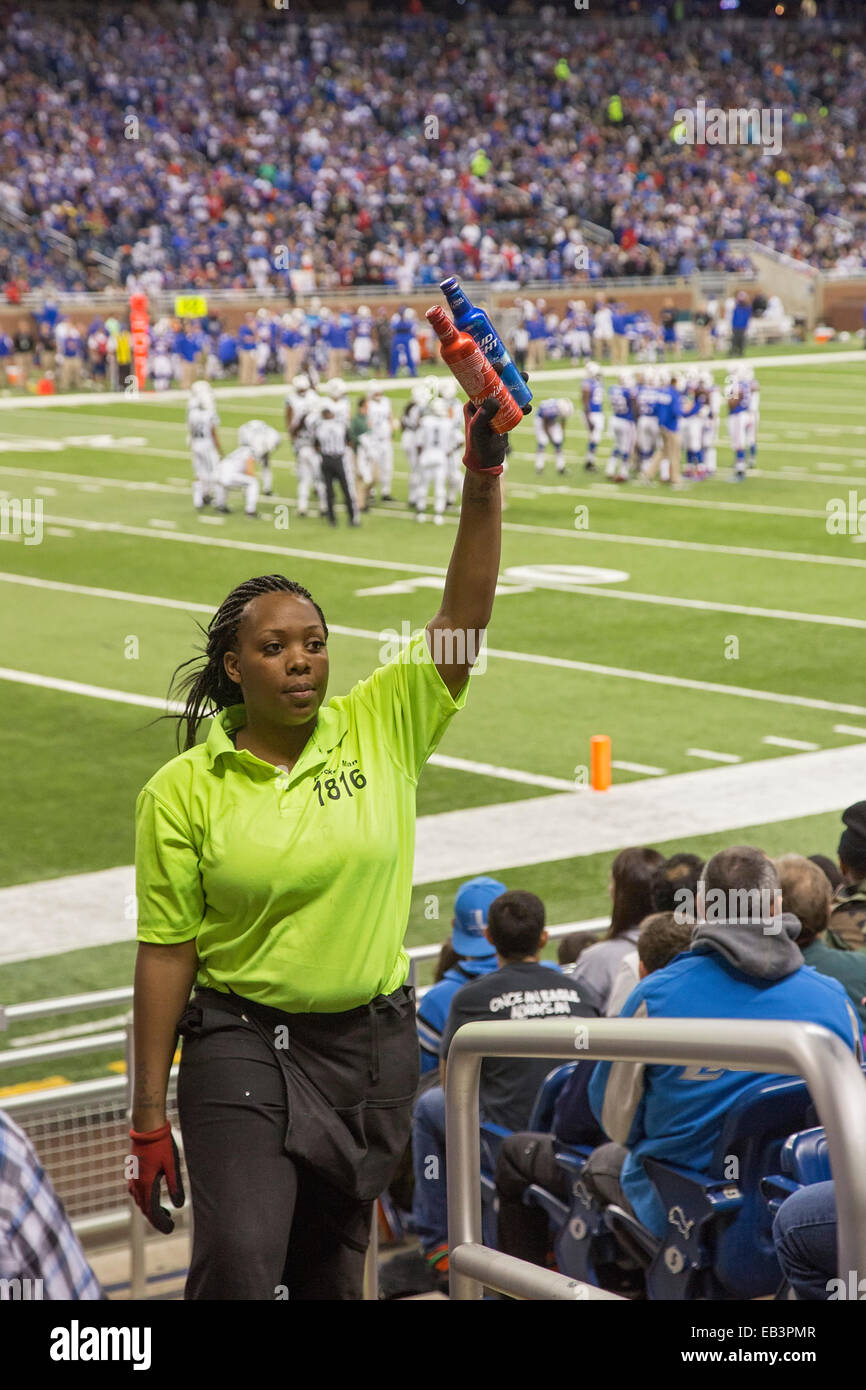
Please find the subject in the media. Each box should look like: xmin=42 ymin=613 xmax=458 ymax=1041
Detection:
xmin=439 ymin=277 xmax=533 ymax=413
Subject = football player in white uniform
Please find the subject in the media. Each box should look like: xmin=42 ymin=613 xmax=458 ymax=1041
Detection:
xmin=582 ymin=362 xmax=605 ymax=473
xmin=285 ymin=373 xmax=326 ymax=517
xmin=741 ymin=365 xmax=759 ymax=466
xmin=213 ymin=444 xmax=260 ymax=518
xmin=365 ymin=382 xmax=396 ymax=500
xmin=534 ymin=398 xmax=573 ymax=475
xmin=186 ymin=380 xmax=221 ymax=510
xmin=680 ymin=370 xmax=706 ymax=479
xmin=438 ymin=378 xmax=465 ymax=508
xmin=237 ymin=419 xmax=282 ymax=498
xmin=701 ymin=370 xmax=721 ymax=477
xmin=415 ymin=398 xmax=451 ymax=525
xmin=401 ymin=381 xmax=429 ymax=511
xmin=725 ymin=370 xmax=748 ymax=481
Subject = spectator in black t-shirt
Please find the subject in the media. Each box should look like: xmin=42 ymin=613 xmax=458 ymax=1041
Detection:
xmin=391 ymin=890 xmax=595 ymax=1290
xmin=439 ymin=890 xmax=597 ymax=1129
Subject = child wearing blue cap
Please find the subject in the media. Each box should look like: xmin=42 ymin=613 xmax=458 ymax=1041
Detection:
xmin=415 ymin=877 xmax=505 ymax=1076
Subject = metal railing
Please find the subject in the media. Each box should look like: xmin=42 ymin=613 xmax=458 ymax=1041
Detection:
xmin=445 ymin=1018 xmax=866 ymax=1300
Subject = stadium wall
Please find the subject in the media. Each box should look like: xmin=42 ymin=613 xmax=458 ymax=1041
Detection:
xmin=3 ymin=276 xmax=862 ymax=333
xmin=0 ymin=281 xmax=729 ymax=330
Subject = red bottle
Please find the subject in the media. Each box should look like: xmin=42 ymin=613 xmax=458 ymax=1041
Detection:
xmin=425 ymin=306 xmax=523 ymax=435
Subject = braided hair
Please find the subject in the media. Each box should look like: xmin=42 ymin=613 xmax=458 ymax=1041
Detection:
xmin=161 ymin=574 xmax=328 ymax=753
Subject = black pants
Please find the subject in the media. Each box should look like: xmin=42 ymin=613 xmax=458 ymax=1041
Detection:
xmin=495 ymin=1136 xmax=634 ymax=1266
xmin=731 ymin=328 xmax=746 ymax=357
xmin=176 ymin=985 xmax=418 ymax=1300
xmin=494 ymin=1133 xmax=570 ymax=1267
xmin=581 ymin=1141 xmax=633 ymax=1212
xmin=320 ymin=452 xmax=356 ymax=523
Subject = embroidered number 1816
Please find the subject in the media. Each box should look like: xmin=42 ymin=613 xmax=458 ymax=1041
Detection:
xmin=313 ymin=769 xmax=368 ymax=805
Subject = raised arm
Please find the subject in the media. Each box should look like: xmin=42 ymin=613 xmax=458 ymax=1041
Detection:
xmin=426 ymin=396 xmax=505 ymax=698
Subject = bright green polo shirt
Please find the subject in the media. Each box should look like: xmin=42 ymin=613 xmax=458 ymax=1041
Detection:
xmin=135 ymin=627 xmax=470 ymax=1013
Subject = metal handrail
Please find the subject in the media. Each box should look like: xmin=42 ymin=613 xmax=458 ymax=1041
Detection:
xmin=0 ymin=987 xmax=135 ymax=1030
xmin=0 ymin=1029 xmax=127 ymax=1069
xmin=445 ymin=1018 xmax=866 ymax=1300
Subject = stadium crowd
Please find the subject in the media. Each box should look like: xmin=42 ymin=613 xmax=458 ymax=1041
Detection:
xmin=0 ymin=4 xmax=864 ymax=297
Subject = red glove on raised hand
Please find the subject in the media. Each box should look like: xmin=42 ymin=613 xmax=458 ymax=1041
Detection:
xmin=462 ymin=396 xmax=507 ymax=475
xmin=128 ymin=1121 xmax=185 ymax=1234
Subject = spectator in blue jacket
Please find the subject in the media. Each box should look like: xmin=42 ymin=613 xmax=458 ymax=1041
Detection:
xmin=416 ymin=876 xmax=506 ymax=1076
xmin=586 ymin=846 xmax=862 ymax=1239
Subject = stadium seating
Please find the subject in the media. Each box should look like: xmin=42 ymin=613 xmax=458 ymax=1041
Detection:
xmin=606 ymin=1077 xmax=816 ymax=1299
xmin=528 ymin=1076 xmax=817 ymax=1299
xmin=761 ymin=1127 xmax=832 ymax=1219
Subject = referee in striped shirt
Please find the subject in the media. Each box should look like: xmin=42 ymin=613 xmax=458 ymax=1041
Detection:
xmin=315 ymin=402 xmax=359 ymax=527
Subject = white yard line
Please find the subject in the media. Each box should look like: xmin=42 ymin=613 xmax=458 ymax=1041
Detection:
xmin=835 ymin=724 xmax=866 ymax=739
xmin=8 ymin=506 xmax=865 ymax=576
xmin=687 ymin=748 xmax=743 ymax=763
xmin=3 ymin=577 xmax=866 ymax=716
xmin=423 ymin=753 xmax=577 ymax=792
xmin=8 ymin=557 xmax=861 ymax=634
xmin=762 ymin=735 xmax=820 ymax=751
xmin=3 ymin=741 xmax=863 ymax=961
xmin=611 ymin=759 xmax=667 ymax=776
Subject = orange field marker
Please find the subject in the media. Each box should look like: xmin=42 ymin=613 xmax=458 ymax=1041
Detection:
xmin=590 ymin=734 xmax=612 ymax=791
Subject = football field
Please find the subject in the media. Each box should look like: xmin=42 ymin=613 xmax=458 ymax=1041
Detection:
xmin=2 ymin=347 xmax=865 ymax=1088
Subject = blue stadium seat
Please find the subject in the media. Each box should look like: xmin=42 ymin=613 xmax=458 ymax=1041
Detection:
xmin=600 ymin=1075 xmax=816 ymax=1299
xmin=761 ymin=1126 xmax=831 ymax=1217
xmin=546 ymin=1145 xmax=620 ymax=1286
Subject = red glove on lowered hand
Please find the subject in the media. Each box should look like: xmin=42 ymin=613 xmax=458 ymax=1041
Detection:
xmin=128 ymin=1121 xmax=185 ymax=1234
xmin=462 ymin=395 xmax=508 ymax=475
